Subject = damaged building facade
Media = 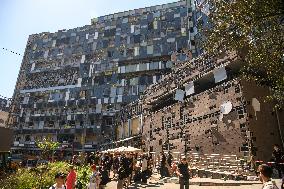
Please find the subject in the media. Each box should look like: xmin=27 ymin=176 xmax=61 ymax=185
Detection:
xmin=8 ymin=0 xmax=209 ymax=151
xmin=118 ymin=52 xmax=284 ymax=161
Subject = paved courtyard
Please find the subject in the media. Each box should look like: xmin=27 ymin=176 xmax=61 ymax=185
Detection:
xmin=105 ymin=181 xmax=263 ymax=189
xmin=104 ymin=176 xmax=283 ymax=189
xmin=103 ymin=171 xmax=283 ymax=189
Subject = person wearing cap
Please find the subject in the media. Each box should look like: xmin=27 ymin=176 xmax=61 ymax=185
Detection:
xmin=49 ymin=172 xmax=66 ymax=189
xmin=257 ymin=164 xmax=279 ymax=189
xmin=66 ymin=165 xmax=76 ymax=189
xmin=176 ymin=157 xmax=190 ymax=189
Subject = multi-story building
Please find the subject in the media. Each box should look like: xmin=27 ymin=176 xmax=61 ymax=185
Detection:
xmin=118 ymin=51 xmax=284 ymax=161
xmin=9 ymin=0 xmax=207 ymax=152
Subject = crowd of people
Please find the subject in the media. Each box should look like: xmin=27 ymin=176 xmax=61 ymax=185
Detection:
xmin=48 ymin=151 xmax=187 ymax=189
xmin=45 ymin=144 xmax=284 ymax=189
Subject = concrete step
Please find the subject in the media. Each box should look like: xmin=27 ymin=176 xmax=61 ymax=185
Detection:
xmin=151 ymin=175 xmax=261 ymax=186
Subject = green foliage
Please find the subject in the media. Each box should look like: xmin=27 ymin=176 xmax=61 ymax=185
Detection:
xmin=0 ymin=162 xmax=92 ymax=189
xmin=202 ymin=0 xmax=284 ymax=107
xmin=37 ymin=137 xmax=60 ymax=160
xmin=75 ymin=165 xmax=92 ymax=188
xmin=37 ymin=138 xmax=59 ymax=151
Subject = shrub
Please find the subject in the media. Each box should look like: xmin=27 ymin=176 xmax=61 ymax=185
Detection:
xmin=0 ymin=162 xmax=92 ymax=189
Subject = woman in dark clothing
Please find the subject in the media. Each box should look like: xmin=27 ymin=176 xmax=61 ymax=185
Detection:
xmin=160 ymin=152 xmax=169 ymax=178
xmin=113 ymin=154 xmax=120 ymax=179
xmin=117 ymin=161 xmax=127 ymax=189
xmin=123 ymin=154 xmax=133 ymax=188
xmin=176 ymin=157 xmax=190 ymax=189
xmin=99 ymin=165 xmax=109 ymax=189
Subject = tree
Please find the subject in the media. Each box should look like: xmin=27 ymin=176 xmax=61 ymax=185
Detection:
xmin=201 ymin=0 xmax=284 ymax=107
xmin=37 ymin=137 xmax=59 ymax=161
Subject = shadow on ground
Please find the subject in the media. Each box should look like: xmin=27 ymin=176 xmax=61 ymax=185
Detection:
xmin=128 ymin=181 xmax=165 ymax=188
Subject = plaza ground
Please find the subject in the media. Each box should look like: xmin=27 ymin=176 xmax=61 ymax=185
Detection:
xmin=104 ymin=174 xmax=283 ymax=189
xmin=104 ymin=179 xmax=263 ymax=189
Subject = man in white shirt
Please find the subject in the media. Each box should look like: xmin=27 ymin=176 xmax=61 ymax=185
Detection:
xmin=49 ymin=172 xmax=66 ymax=189
xmin=258 ymin=164 xmax=279 ymax=189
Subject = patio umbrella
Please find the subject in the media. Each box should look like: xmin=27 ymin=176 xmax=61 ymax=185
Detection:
xmin=123 ymin=146 xmax=142 ymax=152
xmin=114 ymin=146 xmax=127 ymax=152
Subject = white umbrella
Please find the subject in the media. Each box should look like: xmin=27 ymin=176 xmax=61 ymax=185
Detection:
xmin=115 ymin=146 xmax=127 ymax=152
xmin=123 ymin=146 xmax=142 ymax=152
xmin=101 ymin=148 xmax=114 ymax=153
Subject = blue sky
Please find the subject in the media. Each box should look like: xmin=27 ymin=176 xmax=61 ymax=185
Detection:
xmin=0 ymin=0 xmax=175 ymax=98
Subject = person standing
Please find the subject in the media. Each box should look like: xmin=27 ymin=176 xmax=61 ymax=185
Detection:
xmin=272 ymin=144 xmax=284 ymax=178
xmin=160 ymin=152 xmax=167 ymax=178
xmin=123 ymin=153 xmax=132 ymax=189
xmin=98 ymin=165 xmax=109 ymax=189
xmin=87 ymin=165 xmax=101 ymax=189
xmin=66 ymin=165 xmax=76 ymax=189
xmin=117 ymin=162 xmax=127 ymax=189
xmin=113 ymin=154 xmax=120 ymax=179
xmin=257 ymin=164 xmax=279 ymax=189
xmin=156 ymin=153 xmax=160 ymax=169
xmin=176 ymin=157 xmax=190 ymax=189
xmin=141 ymin=155 xmax=148 ymax=183
xmin=167 ymin=152 xmax=173 ymax=168
xmin=49 ymin=172 xmax=66 ymax=189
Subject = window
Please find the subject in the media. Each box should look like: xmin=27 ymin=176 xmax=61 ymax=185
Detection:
xmin=133 ymin=35 xmax=141 ymax=43
xmin=48 ymin=121 xmax=54 ymax=127
xmin=25 ymin=135 xmax=31 ymax=142
xmin=61 ymin=121 xmax=66 ymax=126
xmin=70 ymin=121 xmax=75 ymax=127
xmin=104 ymin=29 xmax=116 ymax=37
xmin=240 ymin=123 xmax=246 ymax=128
xmin=126 ymin=48 xmax=134 ymax=56
xmin=107 ymin=51 xmax=114 ymax=58
xmin=80 ymin=90 xmax=87 ymax=98
xmin=147 ymin=45 xmax=154 ymax=54
xmin=148 ymin=22 xmax=154 ymax=30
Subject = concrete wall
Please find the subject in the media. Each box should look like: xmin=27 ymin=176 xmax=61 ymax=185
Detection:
xmin=0 ymin=127 xmax=13 ymax=152
xmin=241 ymin=80 xmax=284 ymax=161
xmin=143 ymin=79 xmax=248 ymax=156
